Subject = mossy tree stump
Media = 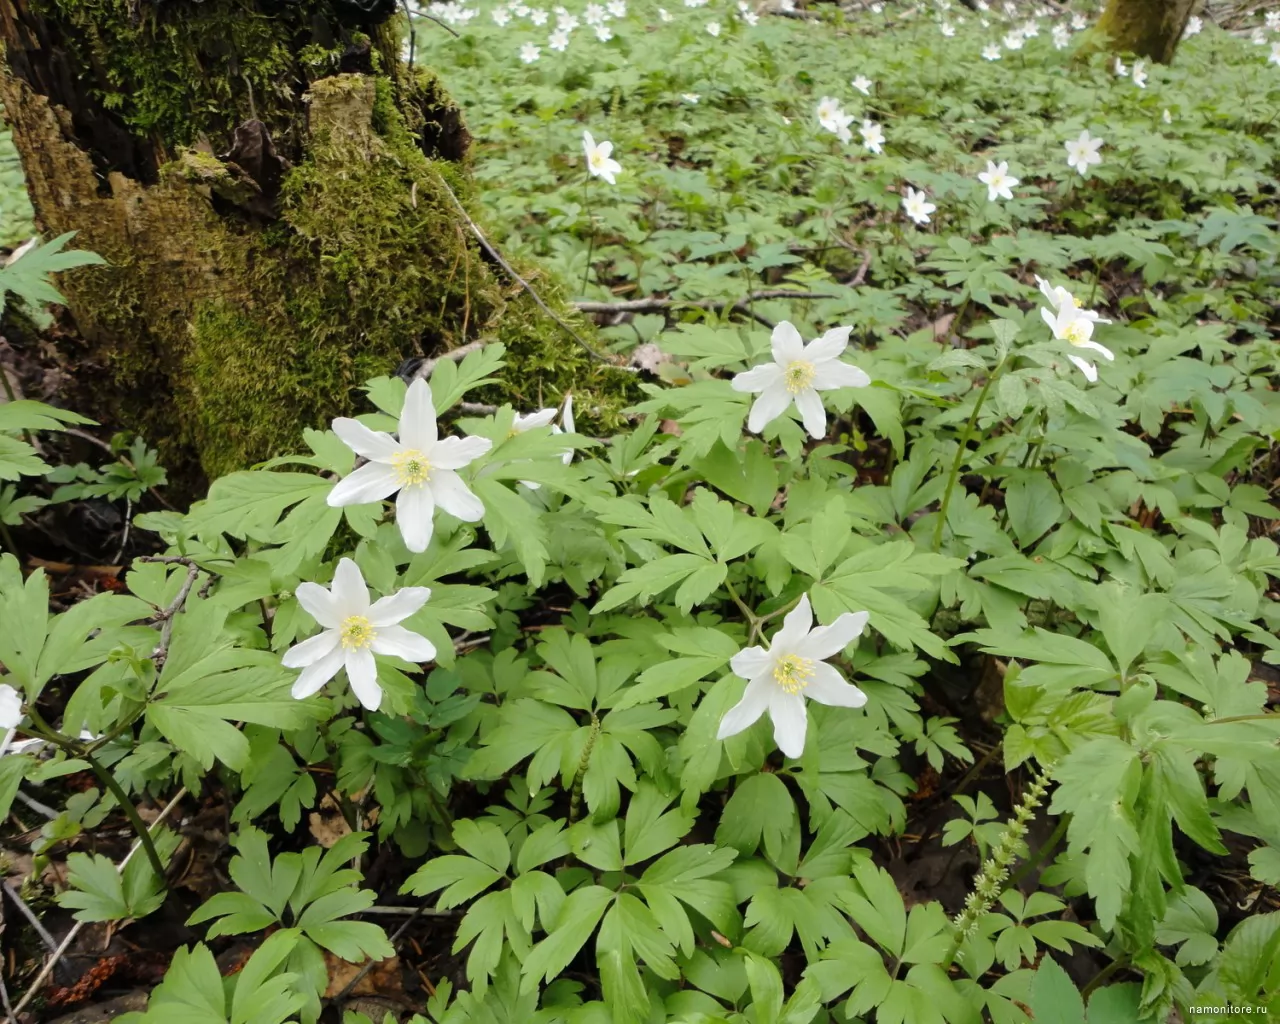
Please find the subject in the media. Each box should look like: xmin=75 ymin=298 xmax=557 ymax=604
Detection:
xmin=0 ymin=0 xmax=615 ymax=485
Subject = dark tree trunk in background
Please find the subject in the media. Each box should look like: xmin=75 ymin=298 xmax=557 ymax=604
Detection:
xmin=1092 ymin=0 xmax=1198 ymax=63
xmin=0 ymin=0 xmax=610 ymax=484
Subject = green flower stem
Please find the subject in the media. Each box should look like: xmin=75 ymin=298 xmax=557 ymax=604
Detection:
xmin=931 ymin=354 xmax=1008 ymax=552
xmin=581 ymin=175 xmax=596 ymax=293
xmin=24 ymin=707 xmax=168 ymax=882
xmin=942 ymin=762 xmax=1054 ymax=971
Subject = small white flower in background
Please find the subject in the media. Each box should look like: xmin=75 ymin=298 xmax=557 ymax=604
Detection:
xmin=1113 ymin=56 xmax=1127 ymax=75
xmin=583 ymin=130 xmax=622 ymax=184
xmin=1037 ymin=277 xmax=1114 ymax=383
xmin=529 ymin=7 xmax=548 ymax=23
xmin=684 ymin=0 xmax=708 ymax=7
xmin=860 ymin=119 xmax=885 ymax=154
xmin=1051 ymin=22 xmax=1069 ymax=48
xmin=982 ymin=43 xmax=1001 ymax=60
xmin=549 ymin=27 xmax=570 ymax=48
xmin=731 ymin=321 xmax=870 ymax=438
xmin=557 ymin=11 xmax=578 ymax=28
xmin=1162 ymin=108 xmax=1173 ymax=124
xmin=851 ymin=74 xmax=873 ymax=95
xmin=1251 ymin=27 xmax=1267 ymax=44
xmin=706 ymin=20 xmax=721 ymax=34
xmin=682 ymin=92 xmax=701 ymax=103
xmin=658 ymin=6 xmax=672 ymax=19
xmin=779 ymin=0 xmax=796 ymax=9
xmin=939 ymin=20 xmax=955 ymax=36
xmin=1131 ymin=60 xmax=1147 ymax=87
xmin=1003 ymin=31 xmax=1024 ymax=50
xmin=1266 ymin=10 xmax=1279 ymax=28
xmin=870 ymin=1 xmax=883 ymax=11
xmin=1070 ymin=12 xmax=1086 ymax=30
xmin=284 ymin=559 xmax=436 ymax=711
xmin=1021 ymin=18 xmax=1038 ymax=36
xmin=902 ymin=186 xmax=936 ymax=225
xmin=1002 ymin=0 xmax=1015 ymax=13
xmin=328 ymin=378 xmax=493 ymax=553
xmin=975 ymin=0 xmax=988 ymax=10
xmin=1184 ymin=15 xmax=1202 ymax=36
xmin=1064 ymin=129 xmax=1104 ymax=176
xmin=513 ymin=3 xmax=531 ymax=15
xmin=816 ymin=96 xmax=845 ymax=131
xmin=556 ymin=393 xmax=575 ymax=465
xmin=520 ymin=42 xmax=541 ymax=61
xmin=978 ymin=159 xmax=1018 ymax=201
xmin=743 ymin=10 xmax=758 ymax=24
xmin=607 ymin=0 xmax=627 ymax=15
xmin=595 ymin=23 xmax=613 ymax=40
xmin=1270 ymin=40 xmax=1280 ymax=64
xmin=584 ymin=2 xmax=606 ymax=23
xmin=491 ymin=6 xmax=511 ymax=23
xmin=716 ymin=595 xmax=870 ymax=759
xmin=511 ymin=399 xmax=573 ymax=487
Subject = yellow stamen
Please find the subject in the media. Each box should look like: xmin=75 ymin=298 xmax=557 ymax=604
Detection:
xmin=783 ymin=360 xmax=816 ymax=394
xmin=339 ymin=615 xmax=376 ymax=650
xmin=391 ymin=449 xmax=431 ymax=487
xmin=1062 ymin=321 xmax=1088 ymax=346
xmin=773 ymin=653 xmax=815 ymax=694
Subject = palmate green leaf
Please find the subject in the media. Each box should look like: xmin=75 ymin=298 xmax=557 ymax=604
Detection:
xmin=593 ymin=552 xmax=718 ymax=613
xmin=1155 ymin=887 xmax=1219 ymax=967
xmin=472 ymin=476 xmax=550 ymax=586
xmin=519 ymin=884 xmax=615 ymax=992
xmin=623 ymin=782 xmax=693 ymax=865
xmin=401 ymin=854 xmax=505 ymax=909
xmin=117 ymin=943 xmax=228 ymax=1024
xmin=0 ymin=433 xmax=50 ymax=480
xmin=715 ymin=773 xmax=796 ymax=862
xmin=184 ymin=470 xmax=332 ymax=540
xmin=1027 ymin=955 xmax=1086 ymax=1024
xmin=229 ymin=930 xmax=306 ymax=1024
xmin=743 ymin=951 xmax=785 ymax=1024
xmin=304 ymin=920 xmax=394 ymax=962
xmin=461 ymin=698 xmax=579 ymax=781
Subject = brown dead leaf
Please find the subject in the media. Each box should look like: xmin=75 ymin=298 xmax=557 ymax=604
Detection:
xmin=323 ymin=953 xmax=403 ymax=1000
xmin=308 ymin=792 xmax=353 ymax=848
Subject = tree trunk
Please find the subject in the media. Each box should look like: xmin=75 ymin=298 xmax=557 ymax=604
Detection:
xmin=1092 ymin=0 xmax=1198 ymax=64
xmin=0 ymin=0 xmax=618 ymax=486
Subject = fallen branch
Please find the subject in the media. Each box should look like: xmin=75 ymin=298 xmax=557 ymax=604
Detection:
xmin=5 ymin=788 xmax=188 ymax=1024
xmin=575 ymin=289 xmax=844 ymax=330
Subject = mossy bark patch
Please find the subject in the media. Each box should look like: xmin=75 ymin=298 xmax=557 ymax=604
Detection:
xmin=0 ymin=3 xmax=631 ymax=490
xmin=1087 ymin=0 xmax=1198 ymax=64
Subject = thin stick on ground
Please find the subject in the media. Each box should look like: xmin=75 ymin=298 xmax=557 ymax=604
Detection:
xmin=5 ymin=787 xmax=188 ymax=1024
xmin=575 ymin=289 xmax=843 ymax=330
xmin=431 ymin=171 xmax=619 ymax=366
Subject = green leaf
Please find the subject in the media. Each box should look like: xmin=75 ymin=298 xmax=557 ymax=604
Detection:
xmin=743 ymin=951 xmax=785 ymax=1024
xmin=520 ymin=884 xmax=615 ymax=990
xmin=1004 ymin=472 xmax=1063 ymax=548
xmin=1028 ymin=955 xmax=1086 ymax=1024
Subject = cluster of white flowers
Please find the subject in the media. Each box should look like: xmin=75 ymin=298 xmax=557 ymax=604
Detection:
xmin=427 ymin=0 xmax=479 ymax=25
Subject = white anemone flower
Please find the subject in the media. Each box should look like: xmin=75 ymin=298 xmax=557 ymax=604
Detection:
xmin=529 ymin=7 xmax=548 ymax=23
xmin=583 ymin=131 xmax=622 ymax=184
xmin=716 ymin=595 xmax=870 ymax=759
xmin=1113 ymin=57 xmax=1127 ymax=75
xmin=851 ymin=75 xmax=873 ymax=94
xmin=902 ymin=186 xmax=936 ymax=225
xmin=511 ymin=395 xmax=573 ymax=487
xmin=706 ymin=19 xmax=721 ymax=34
xmin=743 ymin=11 xmax=758 ymax=24
xmin=1270 ymin=41 xmax=1280 ymax=65
xmin=658 ymin=6 xmax=672 ymax=18
xmin=1002 ymin=31 xmax=1023 ymax=50
xmin=1162 ymin=108 xmax=1173 ymax=124
xmin=0 ymin=683 xmax=24 ymax=759
xmin=682 ymin=92 xmax=701 ymax=103
xmin=1037 ymin=279 xmax=1114 ymax=383
xmin=283 ymin=559 xmax=435 ymax=711
xmin=584 ymin=2 xmax=605 ymax=24
xmin=607 ymin=0 xmax=626 ymax=14
xmin=1184 ymin=15 xmax=1202 ymax=36
xmin=982 ymin=43 xmax=1001 ymax=60
xmin=328 ymin=378 xmax=493 ymax=553
xmin=1070 ymin=12 xmax=1086 ymax=30
xmin=1131 ymin=60 xmax=1147 ymax=87
xmin=491 ymin=7 xmax=511 ymax=24
xmin=978 ymin=159 xmax=1018 ymax=201
xmin=1051 ymin=23 xmax=1069 ymax=48
xmin=1064 ymin=129 xmax=1103 ymax=176
xmin=548 ymin=28 xmax=570 ymax=49
xmin=594 ymin=24 xmax=613 ymax=40
xmin=731 ymin=321 xmax=870 ymax=438
xmin=520 ymin=42 xmax=541 ymax=61
xmin=860 ymin=119 xmax=885 ymax=154
xmin=939 ymin=20 xmax=955 ymax=36
xmin=816 ymin=96 xmax=843 ymax=129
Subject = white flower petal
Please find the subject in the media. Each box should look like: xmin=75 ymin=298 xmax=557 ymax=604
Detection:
xmin=804 ymin=325 xmax=852 ymax=363
xmin=1073 ymin=340 xmax=1114 ymax=360
xmin=771 ymin=594 xmax=814 ymax=653
xmin=345 ymin=648 xmax=383 ymax=710
xmin=294 ymin=582 xmax=344 ymax=628
xmin=769 ymin=321 xmax=805 ymax=365
xmin=400 ymin=378 xmax=439 ymax=451
xmin=431 ymin=470 xmax=486 ymax=522
xmin=1066 ymin=354 xmax=1098 ymax=382
xmin=368 ymin=586 xmax=433 ymax=626
xmin=0 ymin=686 xmax=23 ymax=731
xmin=327 ymin=462 xmax=400 ymax=507
xmin=796 ymin=611 xmax=870 ymax=661
xmin=291 ymin=645 xmax=345 ymax=699
xmin=768 ymin=691 xmax=809 ymax=758
xmin=282 ymin=629 xmax=340 ymax=668
xmin=514 ymin=408 xmax=558 ymax=432
xmin=730 ymin=645 xmax=773 ymax=680
xmin=371 ymin=623 xmax=438 ymax=662
xmin=430 ymin=435 xmax=493 ymax=470
xmin=813 ymin=360 xmax=871 ymax=390
xmin=731 ymin=362 xmax=783 ymax=394
xmin=331 ymin=418 xmax=401 ymax=461
xmin=716 ymin=674 xmax=772 ymax=739
xmin=805 ymin=662 xmax=869 ymax=708
xmin=332 ymin=558 xmax=371 ymax=616
xmin=747 ymin=382 xmax=793 ymax=434
xmin=396 ymin=484 xmax=436 ymax=553
xmin=793 ymin=388 xmax=827 ymax=439
xmin=562 ymin=393 xmax=575 ymax=434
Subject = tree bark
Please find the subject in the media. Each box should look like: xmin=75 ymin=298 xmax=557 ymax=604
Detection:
xmin=1091 ymin=0 xmax=1198 ymax=64
xmin=0 ymin=0 xmax=617 ymax=486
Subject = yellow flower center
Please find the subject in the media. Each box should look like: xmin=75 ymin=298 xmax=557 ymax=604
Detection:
xmin=590 ymin=151 xmax=605 ymax=169
xmin=339 ymin=615 xmax=376 ymax=650
xmin=392 ymin=449 xmax=431 ymax=487
xmin=784 ymin=360 xmax=816 ymax=394
xmin=1062 ymin=320 xmax=1089 ymax=346
xmin=773 ymin=653 xmax=815 ymax=694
